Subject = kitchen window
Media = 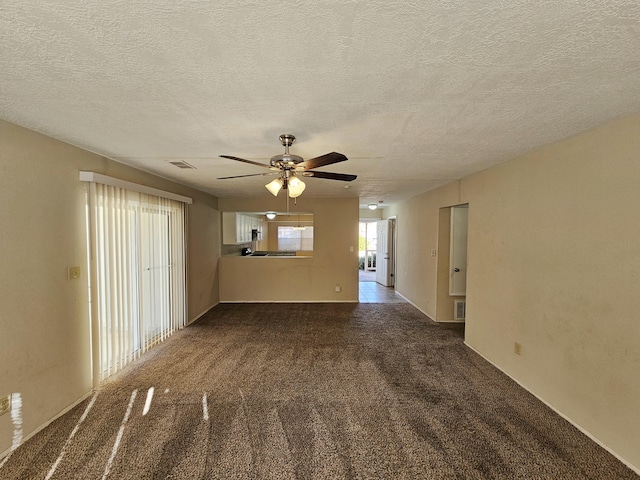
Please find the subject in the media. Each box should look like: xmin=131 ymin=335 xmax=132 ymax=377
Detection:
xmin=277 ymin=226 xmax=313 ymax=251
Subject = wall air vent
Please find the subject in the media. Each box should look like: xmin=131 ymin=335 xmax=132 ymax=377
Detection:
xmin=454 ymin=299 xmax=466 ymax=321
xmin=168 ymin=161 xmax=196 ymax=169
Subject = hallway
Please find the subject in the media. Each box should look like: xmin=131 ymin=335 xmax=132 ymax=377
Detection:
xmin=358 ymin=269 xmax=406 ymax=304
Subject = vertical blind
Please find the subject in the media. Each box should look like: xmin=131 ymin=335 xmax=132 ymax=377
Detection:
xmin=277 ymin=226 xmax=314 ymax=251
xmin=87 ymin=181 xmax=187 ymax=382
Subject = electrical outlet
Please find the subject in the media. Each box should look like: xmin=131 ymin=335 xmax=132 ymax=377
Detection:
xmin=431 ymin=249 xmax=437 ymax=257
xmin=0 ymin=395 xmax=10 ymax=416
xmin=335 ymin=285 xmax=341 ymax=292
xmin=514 ymin=342 xmax=522 ymax=355
xmin=68 ymin=266 xmax=81 ymax=280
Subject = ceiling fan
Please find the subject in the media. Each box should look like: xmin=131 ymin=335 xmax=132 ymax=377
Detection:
xmin=218 ymin=134 xmax=357 ymax=198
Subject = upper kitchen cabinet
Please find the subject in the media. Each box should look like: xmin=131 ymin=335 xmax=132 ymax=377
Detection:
xmin=222 ymin=212 xmax=261 ymax=245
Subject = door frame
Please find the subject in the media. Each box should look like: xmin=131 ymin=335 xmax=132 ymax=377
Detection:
xmin=388 ymin=216 xmax=397 ymax=289
xmin=449 ymin=205 xmax=468 ymax=296
xmin=435 ymin=204 xmax=468 ymax=322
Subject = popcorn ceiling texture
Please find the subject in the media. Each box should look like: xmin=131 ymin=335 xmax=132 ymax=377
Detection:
xmin=1 ymin=1 xmax=639 ymax=203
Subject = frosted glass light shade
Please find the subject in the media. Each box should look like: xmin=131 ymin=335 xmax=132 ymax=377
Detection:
xmin=265 ymin=178 xmax=283 ymax=196
xmin=288 ymin=176 xmax=306 ymax=198
xmin=266 ymin=212 xmax=277 ymax=220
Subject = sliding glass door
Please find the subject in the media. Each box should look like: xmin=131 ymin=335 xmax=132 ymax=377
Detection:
xmin=88 ymin=183 xmax=187 ymax=383
xmin=139 ymin=207 xmax=172 ymax=349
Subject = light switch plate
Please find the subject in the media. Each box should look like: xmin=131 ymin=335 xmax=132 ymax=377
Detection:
xmin=0 ymin=395 xmax=10 ymax=416
xmin=514 ymin=342 xmax=522 ymax=355
xmin=68 ymin=266 xmax=81 ymax=280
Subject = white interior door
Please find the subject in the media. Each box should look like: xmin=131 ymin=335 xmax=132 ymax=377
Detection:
xmin=376 ymin=220 xmax=392 ymax=286
xmin=388 ymin=218 xmax=396 ymax=288
xmin=449 ymin=205 xmax=468 ymax=295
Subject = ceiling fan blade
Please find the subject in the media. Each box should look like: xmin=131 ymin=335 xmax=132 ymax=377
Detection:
xmin=302 ymin=171 xmax=357 ymax=182
xmin=297 ymin=152 xmax=347 ymax=170
xmin=217 ymin=172 xmax=278 ymax=180
xmin=219 ymin=155 xmax=274 ymax=169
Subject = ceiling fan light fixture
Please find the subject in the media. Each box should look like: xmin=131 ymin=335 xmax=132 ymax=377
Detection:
xmin=368 ymin=204 xmax=378 ymax=210
xmin=220 ymin=134 xmax=356 ymax=199
xmin=266 ymin=212 xmax=277 ymax=220
xmin=265 ymin=178 xmax=283 ymax=196
xmin=288 ymin=176 xmax=306 ymax=198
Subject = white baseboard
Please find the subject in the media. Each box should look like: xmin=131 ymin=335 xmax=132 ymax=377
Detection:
xmin=394 ymin=291 xmax=439 ymax=322
xmin=0 ymin=390 xmax=94 ymax=462
xmin=464 ymin=342 xmax=640 ymax=476
xmin=188 ymin=302 xmax=219 ymax=325
xmin=395 ymin=291 xmax=466 ymax=324
xmin=220 ymin=300 xmax=359 ymax=304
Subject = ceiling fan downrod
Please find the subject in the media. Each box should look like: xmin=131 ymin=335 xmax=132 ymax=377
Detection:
xmin=279 ymin=133 xmax=296 ymax=151
xmin=272 ymin=134 xmax=303 ymax=166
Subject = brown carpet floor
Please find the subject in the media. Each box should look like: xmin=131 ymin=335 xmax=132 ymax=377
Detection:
xmin=1 ymin=303 xmax=637 ymax=479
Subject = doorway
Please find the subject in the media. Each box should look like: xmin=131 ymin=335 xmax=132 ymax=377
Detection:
xmin=435 ymin=204 xmax=468 ymax=322
xmin=359 ymin=221 xmax=377 ymax=278
xmin=359 ymin=218 xmax=401 ymax=303
xmin=376 ymin=218 xmax=396 ymax=287
xmin=449 ymin=205 xmax=468 ymax=296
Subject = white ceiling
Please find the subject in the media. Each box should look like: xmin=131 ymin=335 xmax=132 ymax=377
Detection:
xmin=1 ymin=1 xmax=640 ymax=208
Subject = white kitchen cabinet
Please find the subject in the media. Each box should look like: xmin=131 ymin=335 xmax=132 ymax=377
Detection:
xmin=222 ymin=212 xmax=253 ymax=245
xmin=238 ymin=214 xmax=248 ymax=243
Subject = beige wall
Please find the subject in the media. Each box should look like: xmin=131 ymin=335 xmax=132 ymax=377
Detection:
xmin=359 ymin=208 xmax=382 ymax=220
xmin=0 ymin=120 xmax=220 ymax=455
xmin=186 ymin=201 xmax=222 ymax=321
xmin=384 ymin=181 xmax=461 ymax=318
xmin=219 ymin=196 xmax=359 ymax=302
xmin=385 ymin=115 xmax=640 ymax=471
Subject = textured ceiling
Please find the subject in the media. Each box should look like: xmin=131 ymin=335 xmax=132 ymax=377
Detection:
xmin=1 ymin=1 xmax=640 ymax=207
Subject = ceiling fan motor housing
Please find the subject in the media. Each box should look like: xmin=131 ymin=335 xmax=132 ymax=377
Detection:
xmin=270 ymin=153 xmax=304 ymax=167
